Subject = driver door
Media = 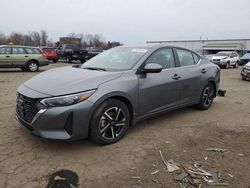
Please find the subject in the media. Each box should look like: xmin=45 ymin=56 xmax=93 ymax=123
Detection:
xmin=138 ymin=48 xmax=181 ymax=115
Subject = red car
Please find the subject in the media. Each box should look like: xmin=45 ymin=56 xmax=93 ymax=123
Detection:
xmin=40 ymin=47 xmax=59 ymax=63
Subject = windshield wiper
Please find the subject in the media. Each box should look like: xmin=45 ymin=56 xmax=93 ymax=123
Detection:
xmin=83 ymin=67 xmax=106 ymax=71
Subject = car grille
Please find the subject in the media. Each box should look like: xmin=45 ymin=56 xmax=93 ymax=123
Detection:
xmin=213 ymin=59 xmax=221 ymax=62
xmin=244 ymin=67 xmax=250 ymax=73
xmin=16 ymin=93 xmax=39 ymax=124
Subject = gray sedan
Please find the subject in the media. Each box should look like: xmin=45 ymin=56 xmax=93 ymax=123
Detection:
xmin=16 ymin=44 xmax=220 ymax=144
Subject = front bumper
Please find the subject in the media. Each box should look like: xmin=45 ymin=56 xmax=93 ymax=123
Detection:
xmin=16 ymin=87 xmax=94 ymax=140
xmin=241 ymin=68 xmax=250 ymax=78
xmin=212 ymin=60 xmax=227 ymax=65
xmin=39 ymin=60 xmax=49 ymax=66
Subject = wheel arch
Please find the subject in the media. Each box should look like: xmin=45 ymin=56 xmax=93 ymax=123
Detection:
xmin=208 ymin=79 xmax=217 ymax=96
xmin=88 ymin=92 xmax=136 ymax=132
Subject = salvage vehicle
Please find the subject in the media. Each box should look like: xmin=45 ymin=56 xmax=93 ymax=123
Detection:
xmin=0 ymin=45 xmax=49 ymax=72
xmin=211 ymin=51 xmax=240 ymax=69
xmin=241 ymin=62 xmax=250 ymax=80
xmin=239 ymin=53 xmax=250 ymax=66
xmin=40 ymin=47 xmax=59 ymax=63
xmin=56 ymin=44 xmax=87 ymax=63
xmin=16 ymin=44 xmax=220 ymax=144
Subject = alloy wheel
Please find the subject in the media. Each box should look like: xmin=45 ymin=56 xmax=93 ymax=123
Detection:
xmin=29 ymin=62 xmax=38 ymax=72
xmin=99 ymin=107 xmax=126 ymax=140
xmin=202 ymin=86 xmax=214 ymax=107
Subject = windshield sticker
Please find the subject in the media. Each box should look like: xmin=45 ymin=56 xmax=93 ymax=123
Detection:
xmin=131 ymin=49 xmax=148 ymax=53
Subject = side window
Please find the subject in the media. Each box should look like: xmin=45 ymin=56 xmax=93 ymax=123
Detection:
xmin=192 ymin=53 xmax=200 ymax=64
xmin=0 ymin=47 xmax=11 ymax=54
xmin=12 ymin=47 xmax=26 ymax=54
xmin=145 ymin=48 xmax=175 ymax=69
xmin=0 ymin=48 xmax=6 ymax=54
xmin=176 ymin=49 xmax=195 ymax=66
xmin=25 ymin=48 xmax=33 ymax=54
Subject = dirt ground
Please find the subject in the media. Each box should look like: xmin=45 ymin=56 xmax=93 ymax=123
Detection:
xmin=0 ymin=62 xmax=250 ymax=188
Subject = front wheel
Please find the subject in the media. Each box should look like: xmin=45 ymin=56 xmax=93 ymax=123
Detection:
xmin=196 ymin=83 xmax=215 ymax=110
xmin=90 ymin=99 xmax=130 ymax=145
xmin=27 ymin=61 xmax=39 ymax=72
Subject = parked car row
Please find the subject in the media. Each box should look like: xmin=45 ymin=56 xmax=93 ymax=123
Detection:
xmin=0 ymin=44 xmax=104 ymax=72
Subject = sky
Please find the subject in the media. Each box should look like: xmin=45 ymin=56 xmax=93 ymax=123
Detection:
xmin=0 ymin=0 xmax=250 ymax=45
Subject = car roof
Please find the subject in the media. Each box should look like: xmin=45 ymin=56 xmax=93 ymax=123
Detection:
xmin=117 ymin=44 xmax=201 ymax=56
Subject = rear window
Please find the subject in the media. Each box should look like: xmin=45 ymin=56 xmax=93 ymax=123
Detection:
xmin=176 ymin=49 xmax=195 ymax=66
xmin=42 ymin=48 xmax=54 ymax=52
xmin=192 ymin=53 xmax=200 ymax=64
xmin=25 ymin=48 xmax=41 ymax=54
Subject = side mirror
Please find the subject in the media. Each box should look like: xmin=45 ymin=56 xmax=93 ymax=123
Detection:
xmin=142 ymin=63 xmax=163 ymax=74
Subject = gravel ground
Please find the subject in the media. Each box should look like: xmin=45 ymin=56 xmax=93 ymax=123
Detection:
xmin=0 ymin=63 xmax=249 ymax=188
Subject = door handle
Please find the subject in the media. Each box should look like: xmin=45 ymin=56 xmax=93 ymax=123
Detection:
xmin=25 ymin=56 xmax=29 ymax=58
xmin=172 ymin=74 xmax=181 ymax=80
xmin=6 ymin=56 xmax=10 ymax=58
xmin=201 ymin=68 xmax=207 ymax=74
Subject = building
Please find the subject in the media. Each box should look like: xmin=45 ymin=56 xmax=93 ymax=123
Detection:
xmin=59 ymin=37 xmax=81 ymax=46
xmin=147 ymin=39 xmax=250 ymax=57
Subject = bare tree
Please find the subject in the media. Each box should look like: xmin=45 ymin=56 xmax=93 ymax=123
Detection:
xmin=0 ymin=32 xmax=7 ymax=44
xmin=41 ymin=30 xmax=48 ymax=46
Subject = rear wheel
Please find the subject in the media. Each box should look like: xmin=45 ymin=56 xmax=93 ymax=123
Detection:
xmin=234 ymin=61 xmax=239 ymax=68
xmin=27 ymin=61 xmax=39 ymax=72
xmin=90 ymin=99 xmax=130 ymax=145
xmin=225 ymin=62 xmax=229 ymax=69
xmin=196 ymin=83 xmax=215 ymax=110
xmin=66 ymin=56 xmax=72 ymax=63
xmin=53 ymin=59 xmax=58 ymax=63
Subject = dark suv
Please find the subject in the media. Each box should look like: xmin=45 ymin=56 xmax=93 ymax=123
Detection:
xmin=56 ymin=44 xmax=87 ymax=63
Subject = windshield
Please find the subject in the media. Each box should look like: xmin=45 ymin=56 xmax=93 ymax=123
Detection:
xmin=215 ymin=52 xmax=230 ymax=56
xmin=241 ymin=53 xmax=250 ymax=59
xmin=81 ymin=47 xmax=148 ymax=71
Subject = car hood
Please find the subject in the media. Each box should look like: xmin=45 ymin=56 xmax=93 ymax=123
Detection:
xmin=244 ymin=62 xmax=250 ymax=68
xmin=212 ymin=56 xmax=228 ymax=59
xmin=23 ymin=66 xmax=123 ymax=96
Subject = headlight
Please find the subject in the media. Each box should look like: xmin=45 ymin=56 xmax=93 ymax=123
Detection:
xmin=40 ymin=90 xmax=95 ymax=107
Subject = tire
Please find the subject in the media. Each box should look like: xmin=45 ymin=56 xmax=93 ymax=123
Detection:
xmin=66 ymin=56 xmax=72 ymax=63
xmin=225 ymin=62 xmax=229 ymax=69
xmin=27 ymin=61 xmax=39 ymax=72
xmin=53 ymin=59 xmax=58 ymax=63
xmin=242 ymin=76 xmax=246 ymax=80
xmin=196 ymin=83 xmax=215 ymax=110
xmin=90 ymin=99 xmax=130 ymax=145
xmin=234 ymin=61 xmax=239 ymax=68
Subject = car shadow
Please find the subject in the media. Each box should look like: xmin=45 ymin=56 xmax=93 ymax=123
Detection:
xmin=22 ymin=107 xmax=196 ymax=151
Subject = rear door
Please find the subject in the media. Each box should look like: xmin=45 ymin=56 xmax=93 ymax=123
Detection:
xmin=12 ymin=47 xmax=28 ymax=66
xmin=138 ymin=48 xmax=182 ymax=115
xmin=172 ymin=48 xmax=203 ymax=104
xmin=0 ymin=47 xmax=12 ymax=66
